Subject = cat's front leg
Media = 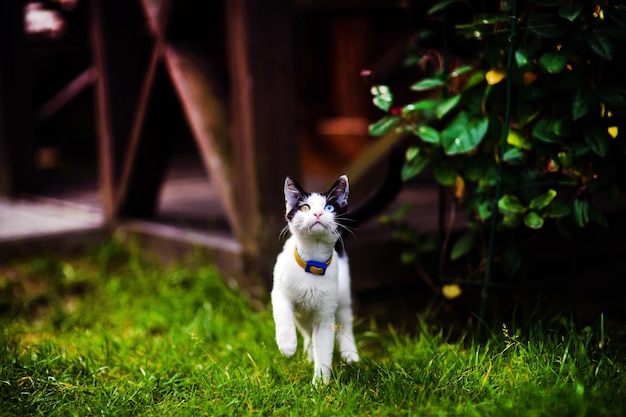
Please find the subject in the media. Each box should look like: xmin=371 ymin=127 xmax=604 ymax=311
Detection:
xmin=336 ymin=258 xmax=359 ymax=363
xmin=271 ymin=290 xmax=297 ymax=357
xmin=311 ymin=319 xmax=335 ymax=384
xmin=336 ymin=303 xmax=360 ymax=363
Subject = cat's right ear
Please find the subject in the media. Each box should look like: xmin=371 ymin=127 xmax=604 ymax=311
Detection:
xmin=284 ymin=177 xmax=303 ymax=211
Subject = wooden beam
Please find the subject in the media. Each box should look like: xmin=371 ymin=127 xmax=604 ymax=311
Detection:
xmin=227 ymin=0 xmax=300 ymax=286
xmin=90 ymin=0 xmax=157 ymax=222
xmin=90 ymin=0 xmax=115 ymax=220
xmin=117 ymin=62 xmax=177 ymax=219
xmin=0 ymin=0 xmax=36 ymax=196
xmin=164 ymin=47 xmax=240 ymax=238
xmin=114 ymin=44 xmax=162 ymax=216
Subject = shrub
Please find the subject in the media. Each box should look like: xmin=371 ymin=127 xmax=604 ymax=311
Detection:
xmin=368 ymin=0 xmax=626 ymax=287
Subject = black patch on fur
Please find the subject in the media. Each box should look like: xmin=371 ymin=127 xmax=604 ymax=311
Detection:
xmin=285 ymin=177 xmax=310 ymax=223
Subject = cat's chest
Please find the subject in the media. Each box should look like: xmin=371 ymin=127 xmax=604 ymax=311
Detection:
xmin=274 ymin=247 xmax=340 ymax=311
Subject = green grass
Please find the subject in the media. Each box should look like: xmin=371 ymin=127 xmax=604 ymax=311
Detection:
xmin=1 ymin=239 xmax=625 ymax=416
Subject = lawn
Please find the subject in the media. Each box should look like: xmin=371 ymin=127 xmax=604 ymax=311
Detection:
xmin=1 ymin=239 xmax=625 ymax=416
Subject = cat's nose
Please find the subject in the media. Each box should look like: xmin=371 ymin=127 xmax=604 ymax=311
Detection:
xmin=313 ymin=212 xmax=323 ymax=218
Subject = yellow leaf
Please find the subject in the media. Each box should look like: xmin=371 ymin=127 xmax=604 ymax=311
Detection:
xmin=454 ymin=175 xmax=465 ymax=201
xmin=608 ymin=126 xmax=618 ymax=138
xmin=507 ymin=129 xmax=527 ymax=148
xmin=442 ymin=284 xmax=462 ymax=300
xmin=486 ymin=69 xmax=506 ymax=85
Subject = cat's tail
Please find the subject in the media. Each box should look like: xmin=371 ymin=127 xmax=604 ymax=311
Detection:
xmin=346 ymin=143 xmax=405 ymax=231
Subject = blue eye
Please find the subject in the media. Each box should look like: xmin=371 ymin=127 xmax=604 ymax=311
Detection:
xmin=324 ymin=204 xmax=335 ymax=212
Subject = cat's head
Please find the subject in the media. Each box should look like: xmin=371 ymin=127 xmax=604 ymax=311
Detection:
xmin=283 ymin=175 xmax=349 ymax=238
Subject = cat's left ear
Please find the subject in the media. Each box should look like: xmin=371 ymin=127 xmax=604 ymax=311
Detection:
xmin=329 ymin=175 xmax=349 ymax=208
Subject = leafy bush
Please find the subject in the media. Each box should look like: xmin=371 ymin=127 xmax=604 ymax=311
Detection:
xmin=369 ymin=0 xmax=626 ymax=282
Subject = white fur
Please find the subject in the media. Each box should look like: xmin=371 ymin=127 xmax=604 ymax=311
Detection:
xmin=271 ymin=177 xmax=359 ymax=384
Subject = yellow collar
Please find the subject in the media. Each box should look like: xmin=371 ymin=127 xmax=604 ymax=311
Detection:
xmin=293 ymin=246 xmax=332 ymax=276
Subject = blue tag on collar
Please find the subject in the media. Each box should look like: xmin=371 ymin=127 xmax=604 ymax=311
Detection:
xmin=305 ymin=260 xmax=328 ymax=275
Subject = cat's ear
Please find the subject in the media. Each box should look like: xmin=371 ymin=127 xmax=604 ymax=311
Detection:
xmin=328 ymin=175 xmax=349 ymax=208
xmin=284 ymin=177 xmax=305 ymax=211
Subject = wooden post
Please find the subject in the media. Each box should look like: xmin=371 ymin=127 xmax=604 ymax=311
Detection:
xmin=227 ymin=0 xmax=300 ymax=287
xmin=90 ymin=0 xmax=154 ymax=223
xmin=0 ymin=0 xmax=36 ymax=196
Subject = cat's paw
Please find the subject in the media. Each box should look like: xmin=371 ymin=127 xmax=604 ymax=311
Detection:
xmin=277 ymin=338 xmax=297 ymax=357
xmin=341 ymin=350 xmax=360 ymax=364
xmin=276 ymin=327 xmax=297 ymax=357
xmin=312 ymin=373 xmax=330 ymax=386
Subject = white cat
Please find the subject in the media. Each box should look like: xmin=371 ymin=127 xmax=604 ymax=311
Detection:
xmin=271 ymin=175 xmax=359 ymax=384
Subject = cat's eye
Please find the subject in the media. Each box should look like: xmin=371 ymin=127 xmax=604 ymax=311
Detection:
xmin=299 ymin=204 xmax=310 ymax=212
xmin=324 ymin=204 xmax=335 ymax=212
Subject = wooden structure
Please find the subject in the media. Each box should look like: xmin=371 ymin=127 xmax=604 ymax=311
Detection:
xmin=90 ymin=0 xmax=300 ymax=288
xmin=0 ymin=0 xmax=412 ymax=291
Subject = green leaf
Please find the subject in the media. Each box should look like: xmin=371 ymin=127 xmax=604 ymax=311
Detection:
xmin=369 ymin=115 xmax=400 ymax=136
xmin=538 ymin=51 xmax=568 ymax=74
xmin=558 ymin=3 xmax=583 ymax=21
xmin=448 ymin=65 xmax=473 ymax=78
xmin=515 ymin=49 xmax=531 ymax=68
xmin=427 ymin=0 xmax=461 ymax=15
xmin=545 ymin=200 xmax=571 ymax=218
xmin=498 ymin=194 xmax=526 ymax=215
xmin=527 ymin=9 xmax=567 ymax=37
xmin=529 ymin=189 xmax=557 ymax=210
xmin=517 ymin=105 xmax=541 ymax=128
xmin=524 ymin=211 xmax=544 ymax=229
xmin=411 ymin=78 xmax=445 ymax=91
xmin=412 ymin=125 xmax=441 ymax=144
xmin=532 ymin=118 xmax=560 ymax=143
xmin=572 ymin=88 xmax=597 ymax=120
xmin=432 ymin=162 xmax=456 ymax=186
xmin=436 ymin=94 xmax=461 ymax=119
xmin=405 ymin=146 xmax=419 ymax=162
xmin=590 ymin=208 xmax=609 ymax=227
xmin=502 ymin=147 xmax=524 ymax=163
xmin=450 ymin=230 xmax=476 ymax=261
xmin=476 ymin=199 xmax=493 ymax=221
xmin=462 ymin=155 xmax=489 ymax=182
xmin=371 ymin=85 xmax=393 ymax=111
xmin=584 ymin=31 xmax=614 ymax=61
xmin=502 ymin=213 xmax=522 ymax=228
xmin=400 ymin=251 xmax=417 ymax=264
xmin=402 ymin=100 xmax=438 ymax=116
xmin=373 ymin=96 xmax=392 ymax=112
xmin=402 ymin=153 xmax=429 ymax=181
xmin=442 ymin=113 xmax=489 ymax=155
xmin=557 ymin=149 xmax=574 ymax=168
xmin=584 ymin=127 xmax=609 ymax=157
xmin=381 ymin=202 xmax=412 ymax=224
xmin=466 ymin=71 xmax=486 ymax=88
xmin=573 ymin=198 xmax=590 ymax=227
xmin=553 ymin=118 xmax=574 ymax=137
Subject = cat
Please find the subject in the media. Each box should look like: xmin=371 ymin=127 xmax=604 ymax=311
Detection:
xmin=271 ymin=174 xmax=359 ymax=384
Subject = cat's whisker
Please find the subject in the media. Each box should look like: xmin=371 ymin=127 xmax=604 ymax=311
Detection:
xmin=338 ymin=224 xmax=356 ymax=238
xmin=279 ymin=225 xmax=291 ymax=240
